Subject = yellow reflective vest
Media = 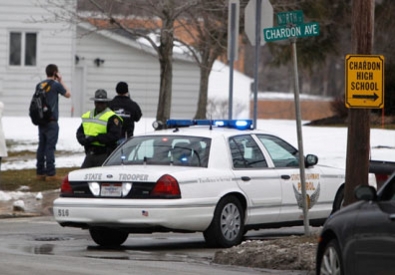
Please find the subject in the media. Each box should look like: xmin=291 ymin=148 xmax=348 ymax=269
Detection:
xmin=81 ymin=107 xmax=122 ymax=147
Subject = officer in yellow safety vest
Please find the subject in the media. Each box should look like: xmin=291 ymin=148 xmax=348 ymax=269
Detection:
xmin=76 ymin=89 xmax=122 ymax=168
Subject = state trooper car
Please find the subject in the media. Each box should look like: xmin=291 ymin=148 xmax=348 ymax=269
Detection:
xmin=53 ymin=119 xmax=374 ymax=248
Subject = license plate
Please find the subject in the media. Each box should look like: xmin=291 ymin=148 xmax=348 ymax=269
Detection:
xmin=101 ymin=183 xmax=122 ymax=197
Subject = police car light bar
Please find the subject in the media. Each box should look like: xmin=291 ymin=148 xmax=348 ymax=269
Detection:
xmin=165 ymin=119 xmax=254 ymax=130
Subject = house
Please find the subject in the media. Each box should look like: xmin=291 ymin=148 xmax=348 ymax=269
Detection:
xmin=0 ymin=0 xmax=75 ymax=118
xmin=0 ymin=0 xmax=252 ymax=121
xmin=74 ymin=23 xmax=201 ymax=119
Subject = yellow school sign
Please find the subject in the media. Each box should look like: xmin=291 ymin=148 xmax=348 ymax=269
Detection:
xmin=345 ymin=55 xmax=385 ymax=108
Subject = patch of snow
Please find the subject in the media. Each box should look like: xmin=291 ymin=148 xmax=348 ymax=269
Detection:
xmin=13 ymin=200 xmax=25 ymax=211
xmin=0 ymin=191 xmax=31 ymax=201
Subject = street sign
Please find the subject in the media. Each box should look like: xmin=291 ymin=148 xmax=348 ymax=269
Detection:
xmin=264 ymin=22 xmax=320 ymax=42
xmin=345 ymin=55 xmax=385 ymax=108
xmin=276 ymin=10 xmax=304 ymax=25
xmin=244 ymin=0 xmax=273 ymax=46
xmin=263 ymin=11 xmax=321 ymax=236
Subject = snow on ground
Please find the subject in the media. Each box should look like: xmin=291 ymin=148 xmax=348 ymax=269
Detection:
xmin=4 ymin=116 xmax=395 ymax=170
xmin=1 ymin=116 xmax=395 ymax=201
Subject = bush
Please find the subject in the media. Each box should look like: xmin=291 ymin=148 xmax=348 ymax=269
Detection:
xmin=330 ymin=95 xmax=348 ymax=118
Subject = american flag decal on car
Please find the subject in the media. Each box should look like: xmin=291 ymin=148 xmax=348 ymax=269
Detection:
xmin=142 ymin=210 xmax=149 ymax=217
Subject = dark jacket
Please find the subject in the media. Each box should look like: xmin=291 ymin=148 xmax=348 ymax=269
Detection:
xmin=109 ymin=95 xmax=142 ymax=138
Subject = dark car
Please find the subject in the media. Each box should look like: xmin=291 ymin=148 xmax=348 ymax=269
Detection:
xmin=316 ymin=173 xmax=395 ymax=275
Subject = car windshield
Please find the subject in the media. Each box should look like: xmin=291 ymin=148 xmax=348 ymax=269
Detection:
xmin=105 ymin=135 xmax=211 ymax=167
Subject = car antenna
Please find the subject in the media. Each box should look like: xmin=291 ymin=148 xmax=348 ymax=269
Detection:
xmin=170 ymin=156 xmax=174 ymax=166
xmin=121 ymin=147 xmax=125 ymax=165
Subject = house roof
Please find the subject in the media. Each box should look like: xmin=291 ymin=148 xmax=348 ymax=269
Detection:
xmin=78 ymin=15 xmax=245 ymax=72
xmin=77 ymin=21 xmax=195 ymax=63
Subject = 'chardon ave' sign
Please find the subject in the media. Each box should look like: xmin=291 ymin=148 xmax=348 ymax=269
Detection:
xmin=264 ymin=22 xmax=319 ymax=42
xmin=263 ymin=10 xmax=320 ymax=235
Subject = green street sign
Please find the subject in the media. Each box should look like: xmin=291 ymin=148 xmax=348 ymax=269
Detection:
xmin=276 ymin=10 xmax=304 ymax=25
xmin=264 ymin=22 xmax=320 ymax=42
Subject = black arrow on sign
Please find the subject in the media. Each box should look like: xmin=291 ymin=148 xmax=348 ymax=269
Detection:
xmin=352 ymin=93 xmax=379 ymax=101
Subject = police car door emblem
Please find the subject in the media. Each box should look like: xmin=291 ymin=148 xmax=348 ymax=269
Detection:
xmin=293 ymin=183 xmax=320 ymax=209
xmin=106 ymin=174 xmax=113 ymax=179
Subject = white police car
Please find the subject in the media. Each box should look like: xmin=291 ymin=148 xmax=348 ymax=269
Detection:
xmin=53 ymin=119 xmax=365 ymax=248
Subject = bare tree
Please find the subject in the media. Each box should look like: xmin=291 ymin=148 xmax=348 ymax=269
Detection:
xmin=207 ymin=98 xmax=245 ymax=119
xmin=374 ymin=0 xmax=395 ymax=114
xmin=85 ymin=0 xmax=200 ymax=122
xmin=175 ymin=0 xmax=249 ymax=119
xmin=41 ymin=0 xmax=198 ymax=123
xmin=178 ymin=1 xmax=228 ymax=119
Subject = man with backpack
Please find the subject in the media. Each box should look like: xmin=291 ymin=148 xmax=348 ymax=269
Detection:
xmin=35 ymin=64 xmax=71 ymax=181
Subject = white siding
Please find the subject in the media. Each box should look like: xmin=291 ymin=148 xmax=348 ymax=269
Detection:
xmin=75 ymin=28 xmax=158 ymax=117
xmin=172 ymin=61 xmax=201 ymax=118
xmin=0 ymin=0 xmax=76 ymax=117
xmin=0 ymin=1 xmax=215 ymax=121
xmin=75 ymin=27 xmax=200 ymax=119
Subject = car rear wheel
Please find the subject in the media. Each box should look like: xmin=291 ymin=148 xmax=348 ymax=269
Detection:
xmin=203 ymin=195 xmax=244 ymax=248
xmin=89 ymin=227 xmax=129 ymax=246
xmin=318 ymin=239 xmax=343 ymax=275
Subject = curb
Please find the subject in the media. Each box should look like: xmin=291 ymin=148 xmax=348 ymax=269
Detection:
xmin=0 ymin=212 xmax=42 ymax=219
xmin=0 ymin=189 xmax=59 ymax=219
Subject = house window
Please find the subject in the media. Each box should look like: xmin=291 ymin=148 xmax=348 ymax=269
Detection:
xmin=9 ymin=32 xmax=37 ymax=66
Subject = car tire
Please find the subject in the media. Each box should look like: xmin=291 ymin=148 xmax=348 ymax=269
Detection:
xmin=318 ymin=239 xmax=343 ymax=275
xmin=332 ymin=187 xmax=344 ymax=213
xmin=203 ymin=195 xmax=244 ymax=248
xmin=89 ymin=227 xmax=129 ymax=246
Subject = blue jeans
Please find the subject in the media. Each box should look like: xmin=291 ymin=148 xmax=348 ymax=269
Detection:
xmin=36 ymin=121 xmax=59 ymax=176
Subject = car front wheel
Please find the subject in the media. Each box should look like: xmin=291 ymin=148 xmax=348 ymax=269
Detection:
xmin=318 ymin=239 xmax=343 ymax=275
xmin=89 ymin=227 xmax=129 ymax=246
xmin=203 ymin=195 xmax=244 ymax=248
xmin=332 ymin=187 xmax=344 ymax=213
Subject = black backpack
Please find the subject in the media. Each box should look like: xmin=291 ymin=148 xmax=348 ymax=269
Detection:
xmin=29 ymin=80 xmax=54 ymax=126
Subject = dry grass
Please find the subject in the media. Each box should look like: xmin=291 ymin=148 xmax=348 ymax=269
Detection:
xmin=1 ymin=147 xmax=79 ymax=192
xmin=0 ymin=167 xmax=78 ymax=192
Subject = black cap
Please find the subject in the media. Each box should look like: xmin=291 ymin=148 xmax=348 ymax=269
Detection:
xmin=116 ymin=82 xmax=129 ymax=95
xmin=90 ymin=89 xmax=111 ymax=102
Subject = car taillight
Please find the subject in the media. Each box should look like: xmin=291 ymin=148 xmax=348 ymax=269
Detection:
xmin=151 ymin=174 xmax=181 ymax=198
xmin=60 ymin=175 xmax=72 ymax=196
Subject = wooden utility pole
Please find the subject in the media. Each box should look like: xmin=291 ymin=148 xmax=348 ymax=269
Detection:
xmin=344 ymin=0 xmax=375 ymax=206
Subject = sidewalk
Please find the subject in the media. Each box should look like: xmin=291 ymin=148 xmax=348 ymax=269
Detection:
xmin=0 ymin=189 xmax=59 ymax=218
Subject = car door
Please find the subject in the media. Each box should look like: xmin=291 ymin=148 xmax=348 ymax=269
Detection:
xmin=352 ymin=180 xmax=395 ymax=274
xmin=255 ymin=134 xmax=322 ymax=222
xmin=229 ymin=134 xmax=282 ymax=225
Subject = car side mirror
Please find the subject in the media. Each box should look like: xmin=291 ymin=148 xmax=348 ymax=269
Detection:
xmin=305 ymin=154 xmax=318 ymax=167
xmin=354 ymin=185 xmax=377 ymax=201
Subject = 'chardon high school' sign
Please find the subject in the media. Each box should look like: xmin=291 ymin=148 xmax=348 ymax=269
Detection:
xmin=345 ymin=55 xmax=385 ymax=109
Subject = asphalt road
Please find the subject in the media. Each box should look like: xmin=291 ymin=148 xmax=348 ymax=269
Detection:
xmin=0 ymin=216 xmax=313 ymax=275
